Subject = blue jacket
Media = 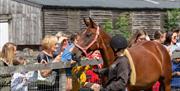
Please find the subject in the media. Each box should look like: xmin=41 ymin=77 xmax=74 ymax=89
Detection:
xmin=171 ymin=61 xmax=180 ymax=88
xmin=61 ymin=43 xmax=74 ymax=62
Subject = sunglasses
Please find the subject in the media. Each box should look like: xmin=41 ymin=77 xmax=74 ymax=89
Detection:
xmin=138 ymin=37 xmax=146 ymax=41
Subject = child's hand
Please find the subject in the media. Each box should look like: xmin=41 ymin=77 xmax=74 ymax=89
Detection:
xmin=22 ymin=77 xmax=27 ymax=83
xmin=70 ymin=60 xmax=76 ymax=64
xmin=90 ymin=83 xmax=101 ymax=91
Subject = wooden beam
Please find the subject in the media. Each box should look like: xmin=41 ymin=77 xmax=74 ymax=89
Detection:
xmin=0 ymin=14 xmax=12 ymax=20
xmin=0 ymin=59 xmax=103 ymax=75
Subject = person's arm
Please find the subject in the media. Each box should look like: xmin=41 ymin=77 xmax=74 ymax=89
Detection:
xmin=41 ymin=55 xmax=61 ymax=77
xmin=37 ymin=52 xmax=60 ymax=77
xmin=12 ymin=78 xmax=28 ymax=91
xmin=0 ymin=61 xmax=11 ymax=85
xmin=0 ymin=77 xmax=11 ymax=85
xmin=93 ymin=68 xmax=109 ymax=76
xmin=172 ymin=71 xmax=180 ymax=76
xmin=11 ymin=73 xmax=27 ymax=91
xmin=39 ymin=60 xmax=53 ymax=77
xmin=13 ymin=79 xmax=27 ymax=91
xmin=101 ymin=57 xmax=130 ymax=91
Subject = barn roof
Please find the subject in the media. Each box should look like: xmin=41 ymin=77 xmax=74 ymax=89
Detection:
xmin=13 ymin=0 xmax=180 ymax=9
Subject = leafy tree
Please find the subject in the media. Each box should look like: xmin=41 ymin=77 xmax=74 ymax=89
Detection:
xmin=103 ymin=19 xmax=113 ymax=33
xmin=115 ymin=14 xmax=131 ymax=39
xmin=164 ymin=9 xmax=180 ymax=31
xmin=103 ymin=14 xmax=131 ymax=39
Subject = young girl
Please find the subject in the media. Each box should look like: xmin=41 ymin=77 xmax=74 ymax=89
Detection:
xmin=0 ymin=42 xmax=16 ymax=91
xmin=128 ymin=29 xmax=150 ymax=47
xmin=11 ymin=56 xmax=36 ymax=91
xmin=60 ymin=34 xmax=77 ymax=91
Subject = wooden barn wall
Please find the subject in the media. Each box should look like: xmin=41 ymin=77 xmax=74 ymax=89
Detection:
xmin=90 ymin=10 xmax=113 ymax=25
xmin=0 ymin=0 xmax=42 ymax=45
xmin=43 ymin=8 xmax=165 ymax=39
xmin=43 ymin=9 xmax=67 ymax=35
xmin=43 ymin=9 xmax=89 ymax=35
xmin=43 ymin=9 xmax=117 ymax=35
xmin=131 ymin=11 xmax=164 ymax=39
xmin=89 ymin=10 xmax=165 ymax=39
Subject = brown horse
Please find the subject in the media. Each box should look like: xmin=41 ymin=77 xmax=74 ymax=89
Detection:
xmin=72 ymin=17 xmax=172 ymax=91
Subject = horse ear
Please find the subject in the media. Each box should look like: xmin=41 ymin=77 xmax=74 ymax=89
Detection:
xmin=83 ymin=18 xmax=89 ymax=27
xmin=89 ymin=17 xmax=97 ymax=28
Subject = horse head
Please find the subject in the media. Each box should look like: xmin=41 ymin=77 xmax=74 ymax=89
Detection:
xmin=72 ymin=17 xmax=115 ymax=67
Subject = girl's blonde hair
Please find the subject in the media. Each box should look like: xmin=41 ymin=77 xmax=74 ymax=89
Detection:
xmin=41 ymin=35 xmax=57 ymax=50
xmin=0 ymin=42 xmax=16 ymax=65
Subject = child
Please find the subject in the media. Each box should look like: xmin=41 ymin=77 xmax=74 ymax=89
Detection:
xmin=171 ymin=51 xmax=180 ymax=90
xmin=11 ymin=56 xmax=36 ymax=91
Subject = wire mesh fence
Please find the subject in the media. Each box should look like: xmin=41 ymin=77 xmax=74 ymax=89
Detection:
xmin=27 ymin=71 xmax=66 ymax=91
xmin=0 ymin=69 xmax=67 ymax=91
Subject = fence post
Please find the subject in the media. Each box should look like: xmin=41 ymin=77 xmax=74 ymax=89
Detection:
xmin=59 ymin=69 xmax=66 ymax=91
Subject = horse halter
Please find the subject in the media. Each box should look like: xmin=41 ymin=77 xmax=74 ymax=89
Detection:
xmin=75 ymin=26 xmax=100 ymax=56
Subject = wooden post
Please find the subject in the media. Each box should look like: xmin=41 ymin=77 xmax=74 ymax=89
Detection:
xmin=59 ymin=69 xmax=67 ymax=91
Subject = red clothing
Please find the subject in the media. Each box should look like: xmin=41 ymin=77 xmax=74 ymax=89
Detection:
xmin=86 ymin=70 xmax=100 ymax=83
xmin=153 ymin=81 xmax=160 ymax=91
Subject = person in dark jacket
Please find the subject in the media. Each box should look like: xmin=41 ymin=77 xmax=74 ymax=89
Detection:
xmin=90 ymin=34 xmax=131 ymax=91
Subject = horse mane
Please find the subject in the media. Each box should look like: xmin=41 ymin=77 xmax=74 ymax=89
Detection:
xmin=98 ymin=26 xmax=112 ymax=44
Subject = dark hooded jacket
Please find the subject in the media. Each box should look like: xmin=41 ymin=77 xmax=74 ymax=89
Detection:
xmin=99 ymin=56 xmax=130 ymax=91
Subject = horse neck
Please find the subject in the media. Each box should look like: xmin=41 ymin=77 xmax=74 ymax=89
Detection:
xmin=99 ymin=32 xmax=116 ymax=67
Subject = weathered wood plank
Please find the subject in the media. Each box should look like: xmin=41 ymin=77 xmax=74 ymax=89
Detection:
xmin=0 ymin=59 xmax=103 ymax=75
xmin=0 ymin=0 xmax=42 ymax=45
xmin=132 ymin=11 xmax=163 ymax=39
xmin=67 ymin=10 xmax=80 ymax=32
xmin=44 ymin=9 xmax=68 ymax=35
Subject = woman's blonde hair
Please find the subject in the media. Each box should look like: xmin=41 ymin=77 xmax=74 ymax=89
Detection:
xmin=41 ymin=35 xmax=57 ymax=50
xmin=0 ymin=42 xmax=16 ymax=65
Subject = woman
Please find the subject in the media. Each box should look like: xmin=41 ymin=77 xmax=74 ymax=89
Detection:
xmin=163 ymin=31 xmax=180 ymax=90
xmin=128 ymin=29 xmax=150 ymax=47
xmin=164 ymin=31 xmax=178 ymax=56
xmin=36 ymin=35 xmax=61 ymax=91
xmin=0 ymin=42 xmax=16 ymax=91
xmin=164 ymin=30 xmax=180 ymax=90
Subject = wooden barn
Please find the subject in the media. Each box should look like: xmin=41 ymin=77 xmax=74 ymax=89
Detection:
xmin=0 ymin=0 xmax=180 ymax=50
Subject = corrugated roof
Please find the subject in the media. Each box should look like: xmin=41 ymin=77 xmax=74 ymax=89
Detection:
xmin=15 ymin=0 xmax=180 ymax=9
